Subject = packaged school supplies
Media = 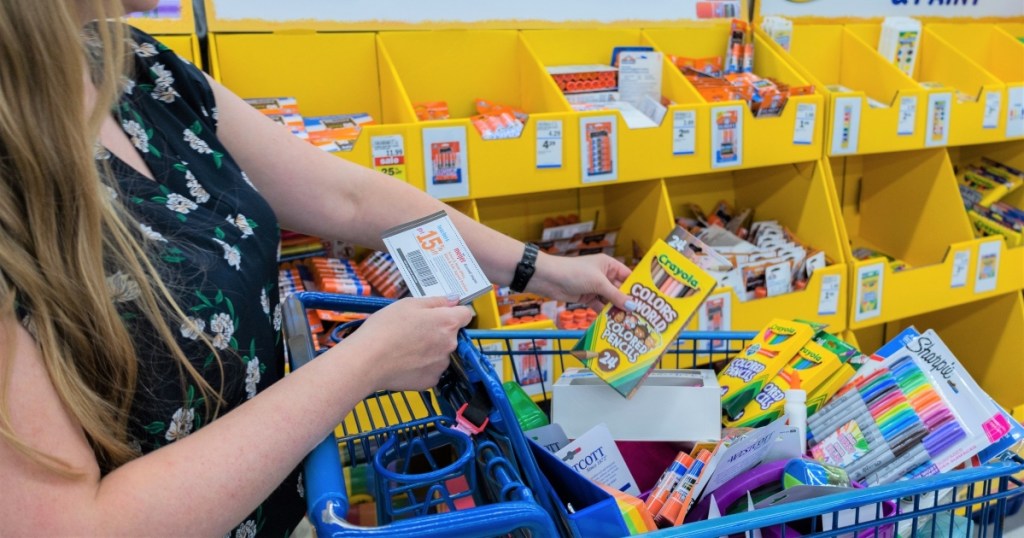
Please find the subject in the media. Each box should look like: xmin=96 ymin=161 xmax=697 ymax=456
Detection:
xmin=762 ymin=16 xmax=793 ymax=52
xmin=718 ymin=319 xmax=818 ymax=420
xmin=878 ymin=17 xmax=922 ymax=77
xmin=723 ymin=338 xmax=849 ymax=429
xmin=572 ymin=239 xmax=716 ymax=399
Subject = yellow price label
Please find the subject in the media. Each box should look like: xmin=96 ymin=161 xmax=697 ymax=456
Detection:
xmin=374 ymin=164 xmax=406 ymax=180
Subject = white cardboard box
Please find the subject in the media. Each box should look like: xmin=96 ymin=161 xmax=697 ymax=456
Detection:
xmin=552 ymin=369 xmax=721 ymax=442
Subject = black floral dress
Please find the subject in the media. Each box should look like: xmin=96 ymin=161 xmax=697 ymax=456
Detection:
xmin=96 ymin=28 xmax=305 ymax=537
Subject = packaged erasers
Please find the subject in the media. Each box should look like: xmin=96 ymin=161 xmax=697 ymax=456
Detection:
xmin=572 ymin=239 xmax=716 ymax=399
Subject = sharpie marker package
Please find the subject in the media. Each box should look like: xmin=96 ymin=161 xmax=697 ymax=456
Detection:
xmin=572 ymin=239 xmax=716 ymax=399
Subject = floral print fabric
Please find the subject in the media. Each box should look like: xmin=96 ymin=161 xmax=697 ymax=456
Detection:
xmin=100 ymin=27 xmax=305 ymax=537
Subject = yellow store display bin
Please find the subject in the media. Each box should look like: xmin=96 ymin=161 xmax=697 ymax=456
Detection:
xmin=847 ymin=23 xmax=1007 ymax=147
xmin=834 ymin=148 xmax=1012 ymax=330
xmin=516 ymin=28 xmax=710 ymax=182
xmin=208 ymin=31 xmax=423 ymax=180
xmin=126 ymin=2 xmax=201 ymax=67
xmin=644 ymin=24 xmax=824 ymax=169
xmin=928 ymin=23 xmax=1024 ymax=141
xmin=660 ymin=160 xmax=848 ymax=333
xmin=376 ymin=30 xmax=576 ymax=199
xmin=856 ymin=292 xmax=1024 ymax=421
xmin=948 ymin=140 xmax=1024 ymax=295
xmin=472 ymin=180 xmax=672 ymax=329
xmin=761 ymin=24 xmax=930 ymax=156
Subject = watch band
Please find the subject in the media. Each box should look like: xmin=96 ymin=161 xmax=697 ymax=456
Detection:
xmin=509 ymin=243 xmax=539 ymax=293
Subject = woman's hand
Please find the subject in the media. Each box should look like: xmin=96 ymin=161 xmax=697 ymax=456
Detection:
xmin=528 ymin=252 xmax=635 ymax=312
xmin=341 ymin=296 xmax=474 ymax=393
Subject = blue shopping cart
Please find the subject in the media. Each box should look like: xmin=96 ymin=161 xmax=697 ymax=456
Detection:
xmin=285 ymin=292 xmax=1024 ymax=537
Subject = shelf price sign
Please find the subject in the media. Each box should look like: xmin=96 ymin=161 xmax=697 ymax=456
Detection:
xmin=371 ymin=134 xmax=407 ymax=181
xmin=536 ymin=120 xmax=563 ymax=169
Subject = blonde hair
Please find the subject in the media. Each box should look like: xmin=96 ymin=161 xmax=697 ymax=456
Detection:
xmin=0 ymin=0 xmax=222 ymax=475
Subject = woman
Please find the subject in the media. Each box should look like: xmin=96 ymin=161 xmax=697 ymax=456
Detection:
xmin=0 ymin=0 xmax=633 ymax=536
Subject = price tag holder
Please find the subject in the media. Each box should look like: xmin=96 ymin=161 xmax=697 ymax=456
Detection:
xmin=1007 ymin=86 xmax=1024 ymax=139
xmin=950 ymin=249 xmax=969 ymax=288
xmin=854 ymin=263 xmax=884 ymax=322
xmin=897 ymin=96 xmax=917 ymax=136
xmin=974 ymin=240 xmax=1001 ymax=294
xmin=381 ymin=211 xmax=491 ymax=304
xmin=831 ymin=97 xmax=862 ymax=155
xmin=925 ymin=92 xmax=952 ymax=147
xmin=818 ymin=274 xmax=841 ymax=316
xmin=536 ymin=120 xmax=563 ymax=169
xmin=982 ymin=91 xmax=1001 ymax=130
xmin=371 ymin=134 xmax=406 ymax=180
xmin=793 ymin=103 xmax=816 ymax=145
xmin=672 ymin=110 xmax=697 ymax=155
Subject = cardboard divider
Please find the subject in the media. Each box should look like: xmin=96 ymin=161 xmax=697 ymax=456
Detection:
xmin=517 ymin=28 xmax=710 ymax=182
xmin=836 ymin=149 xmax=1012 ymax=329
xmin=150 ymin=34 xmax=202 ymax=67
xmin=847 ymin=23 xmax=1007 ymax=147
xmin=661 ymin=160 xmax=849 ymax=333
xmin=644 ymin=24 xmax=825 ymax=169
xmin=208 ymin=31 xmax=423 ymax=180
xmin=377 ymin=30 xmax=578 ymax=199
xmin=762 ymin=24 xmax=929 ymax=155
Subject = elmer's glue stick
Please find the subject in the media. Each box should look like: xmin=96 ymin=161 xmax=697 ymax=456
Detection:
xmin=644 ymin=452 xmax=694 ymax=518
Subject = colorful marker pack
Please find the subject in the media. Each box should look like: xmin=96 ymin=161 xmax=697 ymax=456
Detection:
xmin=572 ymin=238 xmax=716 ymax=399
xmin=718 ymin=319 xmax=818 ymax=420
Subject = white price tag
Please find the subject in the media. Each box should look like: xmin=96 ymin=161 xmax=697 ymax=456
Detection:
xmin=1007 ymin=86 xmax=1024 ymax=138
xmin=381 ymin=211 xmax=491 ymax=304
xmin=983 ymin=91 xmax=1001 ymax=130
xmin=950 ymin=250 xmax=969 ymax=288
xmin=672 ymin=110 xmax=697 ymax=155
xmin=974 ymin=241 xmax=1002 ymax=293
xmin=897 ymin=96 xmax=917 ymax=136
xmin=925 ymin=92 xmax=952 ymax=147
xmin=831 ymin=97 xmax=862 ymax=155
xmin=371 ymin=134 xmax=407 ymax=180
xmin=818 ymin=274 xmax=841 ymax=316
xmin=536 ymin=120 xmax=563 ymax=169
xmin=793 ymin=103 xmax=816 ymax=145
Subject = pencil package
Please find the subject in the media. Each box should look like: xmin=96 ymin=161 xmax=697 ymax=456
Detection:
xmin=572 ymin=239 xmax=716 ymax=399
xmin=718 ymin=319 xmax=817 ymax=420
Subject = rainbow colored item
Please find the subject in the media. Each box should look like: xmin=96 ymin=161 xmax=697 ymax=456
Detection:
xmin=572 ymin=239 xmax=716 ymax=398
xmin=718 ymin=319 xmax=817 ymax=420
xmin=596 ymin=484 xmax=658 ymax=534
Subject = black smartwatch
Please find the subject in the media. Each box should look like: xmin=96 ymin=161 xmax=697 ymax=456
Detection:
xmin=509 ymin=243 xmax=539 ymax=293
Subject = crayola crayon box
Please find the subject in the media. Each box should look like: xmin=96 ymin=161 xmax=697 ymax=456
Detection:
xmin=572 ymin=239 xmax=716 ymax=399
xmin=718 ymin=319 xmax=817 ymax=420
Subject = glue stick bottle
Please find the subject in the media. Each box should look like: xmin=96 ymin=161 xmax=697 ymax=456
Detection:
xmin=784 ymin=374 xmax=808 ymax=456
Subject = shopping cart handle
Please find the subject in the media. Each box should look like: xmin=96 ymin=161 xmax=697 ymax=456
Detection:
xmin=283 ymin=293 xmax=395 ymax=371
xmin=311 ymin=499 xmax=557 ymax=537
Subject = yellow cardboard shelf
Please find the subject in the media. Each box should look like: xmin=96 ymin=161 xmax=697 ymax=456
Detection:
xmin=376 ymin=30 xmax=576 ymax=199
xmin=209 ymin=31 xmax=423 ymax=181
xmin=661 ymin=160 xmax=849 ymax=333
xmin=928 ymin=23 xmax=1024 ymax=141
xmin=835 ymin=149 xmax=1011 ymax=330
xmin=519 ymin=28 xmax=710 ymax=183
xmin=761 ymin=24 xmax=929 ymax=156
xmin=126 ymin=3 xmax=201 ymax=66
xmin=847 ymin=23 xmax=1007 ymax=147
xmin=644 ymin=24 xmax=824 ymax=169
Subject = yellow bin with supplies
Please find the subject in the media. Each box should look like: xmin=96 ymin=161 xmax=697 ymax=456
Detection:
xmin=209 ymin=30 xmax=424 ymax=182
xmin=644 ymin=24 xmax=824 ymax=170
xmin=760 ymin=24 xmax=930 ymax=156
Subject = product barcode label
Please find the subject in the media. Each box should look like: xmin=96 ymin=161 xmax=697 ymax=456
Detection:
xmin=404 ymin=249 xmax=439 ymax=288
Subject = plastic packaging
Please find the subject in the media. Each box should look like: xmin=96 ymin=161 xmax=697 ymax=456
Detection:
xmin=782 ymin=459 xmax=852 ymax=489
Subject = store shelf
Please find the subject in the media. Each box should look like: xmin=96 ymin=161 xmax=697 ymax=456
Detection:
xmin=661 ymin=160 xmax=849 ymax=333
xmin=858 ymin=292 xmax=1024 ymax=420
xmin=948 ymin=140 xmax=1024 ymax=295
xmin=833 ymin=149 xmax=1012 ymax=330
xmin=377 ymin=30 xmax=576 ymax=199
xmin=928 ymin=23 xmax=1024 ymax=141
xmin=761 ymin=24 xmax=929 ymax=156
xmin=208 ymin=31 xmax=423 ymax=179
xmin=518 ymin=28 xmax=709 ymax=182
xmin=847 ymin=23 xmax=1007 ymax=147
xmin=644 ymin=24 xmax=825 ymax=169
xmin=126 ymin=3 xmax=201 ymax=66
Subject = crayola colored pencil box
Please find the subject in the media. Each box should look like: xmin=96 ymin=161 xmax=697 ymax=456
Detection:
xmin=572 ymin=239 xmax=716 ymax=399
xmin=718 ymin=319 xmax=817 ymax=420
xmin=723 ymin=338 xmax=848 ymax=428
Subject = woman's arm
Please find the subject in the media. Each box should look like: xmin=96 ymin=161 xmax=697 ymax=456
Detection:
xmin=208 ymin=77 xmax=632 ymax=311
xmin=0 ymin=297 xmax=471 ymax=536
